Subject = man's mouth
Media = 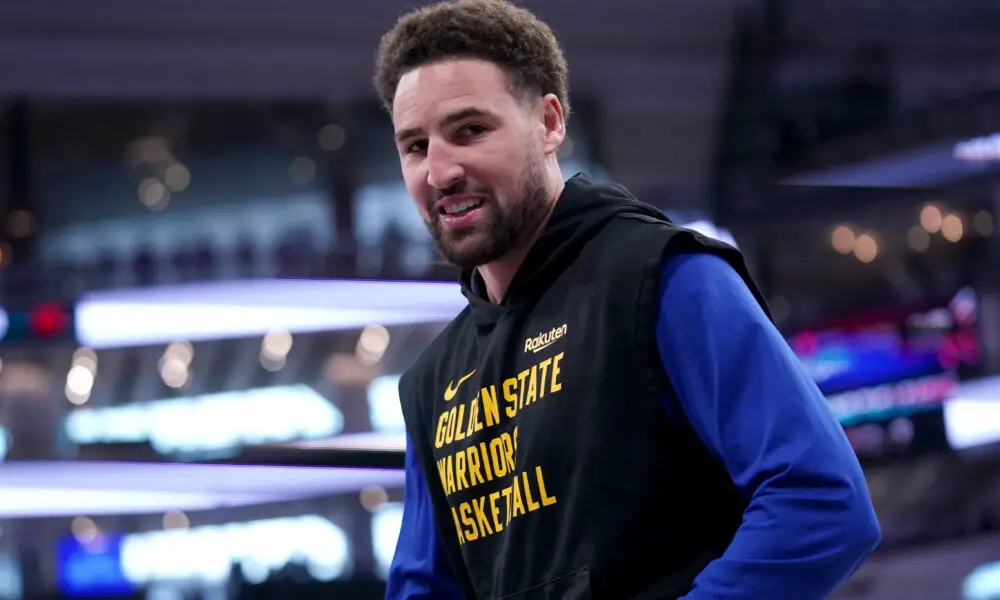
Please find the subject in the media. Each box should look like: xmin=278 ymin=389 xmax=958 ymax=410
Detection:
xmin=439 ymin=198 xmax=484 ymax=217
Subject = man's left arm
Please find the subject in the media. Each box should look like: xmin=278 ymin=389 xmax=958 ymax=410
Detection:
xmin=656 ymin=253 xmax=881 ymax=600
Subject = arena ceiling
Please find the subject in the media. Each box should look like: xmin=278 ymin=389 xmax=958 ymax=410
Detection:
xmin=0 ymin=0 xmax=753 ymax=199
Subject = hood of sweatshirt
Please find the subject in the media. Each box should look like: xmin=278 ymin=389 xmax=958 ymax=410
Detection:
xmin=460 ymin=173 xmax=671 ymax=329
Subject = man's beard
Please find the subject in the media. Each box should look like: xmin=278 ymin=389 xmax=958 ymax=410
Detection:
xmin=425 ymin=158 xmax=550 ymax=270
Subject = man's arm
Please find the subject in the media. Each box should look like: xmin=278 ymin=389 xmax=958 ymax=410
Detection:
xmin=385 ymin=435 xmax=464 ymax=600
xmin=656 ymin=252 xmax=881 ymax=600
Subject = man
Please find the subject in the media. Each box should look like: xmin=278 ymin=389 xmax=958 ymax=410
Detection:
xmin=373 ymin=1 xmax=881 ymax=598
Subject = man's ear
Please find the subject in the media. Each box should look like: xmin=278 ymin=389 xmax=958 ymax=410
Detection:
xmin=538 ymin=93 xmax=566 ymax=156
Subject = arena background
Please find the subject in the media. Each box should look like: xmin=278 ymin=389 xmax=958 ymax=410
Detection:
xmin=0 ymin=0 xmax=998 ymax=597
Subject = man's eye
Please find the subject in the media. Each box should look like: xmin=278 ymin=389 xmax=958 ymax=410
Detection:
xmin=459 ymin=124 xmax=487 ymax=137
xmin=406 ymin=140 xmax=428 ymax=154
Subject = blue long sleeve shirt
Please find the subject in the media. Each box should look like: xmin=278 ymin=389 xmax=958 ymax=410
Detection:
xmin=386 ymin=252 xmax=881 ymax=600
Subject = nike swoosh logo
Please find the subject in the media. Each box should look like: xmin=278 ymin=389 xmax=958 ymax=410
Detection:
xmin=444 ymin=370 xmax=476 ymax=401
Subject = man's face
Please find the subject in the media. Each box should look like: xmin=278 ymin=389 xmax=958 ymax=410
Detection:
xmin=392 ymin=59 xmax=551 ymax=269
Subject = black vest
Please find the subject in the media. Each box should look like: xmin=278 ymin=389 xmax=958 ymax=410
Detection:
xmin=399 ymin=175 xmax=770 ymax=599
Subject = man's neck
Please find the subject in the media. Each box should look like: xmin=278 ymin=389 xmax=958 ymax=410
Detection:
xmin=477 ymin=243 xmax=534 ymax=303
xmin=478 ymin=171 xmax=565 ymax=304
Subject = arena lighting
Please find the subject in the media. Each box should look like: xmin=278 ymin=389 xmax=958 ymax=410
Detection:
xmin=782 ymin=141 xmax=997 ymax=188
xmin=368 ymin=374 xmax=405 ymax=434
xmin=827 ymin=373 xmax=956 ymax=427
xmin=964 ymin=560 xmax=1000 ymax=600
xmin=281 ymin=432 xmax=407 ymax=452
xmin=270 ymin=373 xmax=412 ymax=452
xmin=0 ymin=462 xmax=405 ymax=518
xmin=0 ymin=304 xmax=77 ymax=342
xmin=0 ymin=489 xmax=270 ymax=519
xmin=75 ymin=279 xmax=466 ymax=348
xmin=945 ymin=397 xmax=1000 ymax=450
xmin=64 ymin=385 xmax=344 ymax=454
xmin=0 ymin=427 xmax=9 ymax=461
xmin=371 ymin=503 xmax=404 ymax=580
xmin=944 ymin=375 xmax=1000 ymax=450
xmin=268 ymin=374 xmax=409 ymax=452
xmin=120 ymin=515 xmax=351 ymax=585
xmin=954 ymin=132 xmax=1000 ymax=163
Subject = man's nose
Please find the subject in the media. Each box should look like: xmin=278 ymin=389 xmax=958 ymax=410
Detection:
xmin=426 ymin=142 xmax=465 ymax=191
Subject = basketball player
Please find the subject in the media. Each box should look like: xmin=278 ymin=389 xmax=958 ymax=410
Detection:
xmin=373 ymin=1 xmax=881 ymax=598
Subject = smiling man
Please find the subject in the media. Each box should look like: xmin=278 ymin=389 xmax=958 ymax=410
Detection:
xmin=373 ymin=1 xmax=881 ymax=599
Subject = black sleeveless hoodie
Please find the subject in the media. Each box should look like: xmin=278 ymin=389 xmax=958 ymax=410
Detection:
xmin=398 ymin=174 xmax=770 ymax=599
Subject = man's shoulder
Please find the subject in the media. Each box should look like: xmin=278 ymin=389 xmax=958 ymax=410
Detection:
xmin=589 ymin=211 xmax=694 ymax=273
xmin=611 ymin=212 xmax=736 ymax=254
xmin=657 ymin=253 xmax=744 ymax=311
xmin=599 ymin=207 xmax=746 ymax=275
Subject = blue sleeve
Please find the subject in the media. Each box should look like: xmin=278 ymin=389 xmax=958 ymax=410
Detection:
xmin=656 ymin=253 xmax=881 ymax=600
xmin=385 ymin=436 xmax=464 ymax=600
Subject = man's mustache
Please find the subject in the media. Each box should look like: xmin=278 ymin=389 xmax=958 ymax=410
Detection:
xmin=432 ymin=182 xmax=492 ymax=204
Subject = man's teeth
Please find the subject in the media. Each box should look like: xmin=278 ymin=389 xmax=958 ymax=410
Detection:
xmin=444 ymin=199 xmax=482 ymax=215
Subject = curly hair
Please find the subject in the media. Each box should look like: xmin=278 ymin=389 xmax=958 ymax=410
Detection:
xmin=373 ymin=0 xmax=570 ymax=120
